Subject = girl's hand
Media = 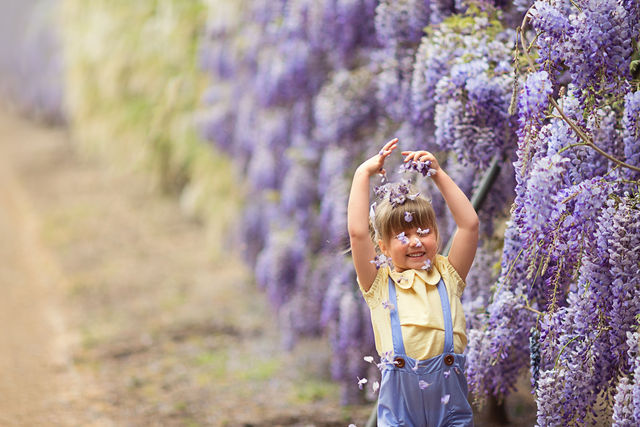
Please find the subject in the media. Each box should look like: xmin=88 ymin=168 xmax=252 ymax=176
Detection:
xmin=358 ymin=138 xmax=399 ymax=177
xmin=401 ymin=150 xmax=441 ymax=173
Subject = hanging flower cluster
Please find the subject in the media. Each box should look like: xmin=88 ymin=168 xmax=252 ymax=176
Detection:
xmin=199 ymin=0 xmax=640 ymax=419
xmin=466 ymin=1 xmax=640 ymax=423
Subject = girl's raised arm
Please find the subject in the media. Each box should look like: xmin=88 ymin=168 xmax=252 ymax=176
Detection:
xmin=402 ymin=150 xmax=479 ymax=281
xmin=348 ymin=138 xmax=398 ymax=291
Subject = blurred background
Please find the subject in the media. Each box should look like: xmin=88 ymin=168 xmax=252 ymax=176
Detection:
xmin=0 ymin=0 xmax=538 ymax=425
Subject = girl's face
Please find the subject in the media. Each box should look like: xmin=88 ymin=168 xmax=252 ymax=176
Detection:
xmin=378 ymin=226 xmax=438 ymax=273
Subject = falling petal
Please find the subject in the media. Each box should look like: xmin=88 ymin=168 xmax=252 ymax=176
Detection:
xmin=364 ymin=356 xmax=374 ymax=364
xmin=413 ymin=237 xmax=422 ymax=247
xmin=382 ymin=300 xmax=396 ymax=311
xmin=441 ymin=394 xmax=450 ymax=405
xmin=357 ymin=377 xmax=368 ymax=390
xmin=417 ymin=227 xmax=430 ymax=236
xmin=370 ymin=254 xmax=391 ymax=269
xmin=421 ymin=259 xmax=432 ymax=271
xmin=444 ymin=369 xmax=450 ymax=378
xmin=412 ymin=363 xmax=420 ymax=372
xmin=372 ymin=381 xmax=380 ymax=393
xmin=419 ymin=380 xmax=431 ymax=390
xmin=396 ymin=232 xmax=409 ymax=245
xmin=407 ymin=192 xmax=420 ymax=201
xmin=404 ymin=211 xmax=413 ymax=222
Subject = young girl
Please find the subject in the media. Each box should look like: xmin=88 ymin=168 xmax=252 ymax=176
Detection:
xmin=347 ymin=138 xmax=478 ymax=426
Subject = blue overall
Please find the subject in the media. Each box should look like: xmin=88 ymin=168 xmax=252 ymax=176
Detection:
xmin=377 ymin=277 xmax=474 ymax=426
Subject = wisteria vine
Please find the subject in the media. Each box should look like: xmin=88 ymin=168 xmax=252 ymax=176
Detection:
xmin=199 ymin=0 xmax=640 ymax=421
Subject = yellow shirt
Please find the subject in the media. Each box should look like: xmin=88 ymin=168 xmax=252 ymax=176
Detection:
xmin=358 ymin=254 xmax=468 ymax=360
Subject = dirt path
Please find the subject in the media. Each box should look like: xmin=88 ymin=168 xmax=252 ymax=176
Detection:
xmin=0 ymin=112 xmax=98 ymax=425
xmin=0 ymin=110 xmax=374 ymax=426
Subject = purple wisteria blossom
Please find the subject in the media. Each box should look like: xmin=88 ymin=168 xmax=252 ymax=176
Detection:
xmin=419 ymin=380 xmax=431 ymax=389
xmin=396 ymin=232 xmax=410 ymax=245
xmin=518 ymin=71 xmax=553 ymax=119
xmin=528 ymin=0 xmax=574 ymax=76
xmin=566 ymin=0 xmax=633 ymax=103
xmin=401 ymin=159 xmax=436 ymax=177
xmin=371 ymin=254 xmax=392 ymax=270
xmin=622 ymin=91 xmax=640 ymax=181
xmin=612 ymin=332 xmax=640 ymax=426
xmin=374 ymin=0 xmax=430 ymax=47
xmin=374 ymin=181 xmax=413 ymax=208
xmin=536 ymin=195 xmax=640 ymax=425
xmin=382 ymin=300 xmax=396 ymax=311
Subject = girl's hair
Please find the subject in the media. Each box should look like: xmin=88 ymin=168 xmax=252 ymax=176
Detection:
xmin=370 ymin=194 xmax=439 ymax=247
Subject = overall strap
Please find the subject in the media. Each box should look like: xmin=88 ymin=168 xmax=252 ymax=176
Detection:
xmin=436 ymin=278 xmax=455 ymax=354
xmin=387 ymin=277 xmax=405 ymax=356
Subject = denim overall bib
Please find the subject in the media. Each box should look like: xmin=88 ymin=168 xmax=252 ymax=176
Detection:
xmin=377 ymin=277 xmax=474 ymax=426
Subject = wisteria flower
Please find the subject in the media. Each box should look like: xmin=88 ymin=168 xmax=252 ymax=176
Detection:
xmin=405 ymin=211 xmax=414 ymax=222
xmin=375 ymin=181 xmax=412 ymax=207
xmin=370 ymin=254 xmax=391 ymax=269
xmin=382 ymin=300 xmax=396 ymax=311
xmin=441 ymin=394 xmax=450 ymax=405
xmin=419 ymin=380 xmax=431 ymax=389
xmin=401 ymin=159 xmax=437 ymax=177
xmin=377 ymin=351 xmax=395 ymax=371
xmin=417 ymin=227 xmax=430 ymax=236
xmin=396 ymin=232 xmax=409 ymax=245
xmin=407 ymin=192 xmax=420 ymax=200
xmin=357 ymin=377 xmax=368 ymax=390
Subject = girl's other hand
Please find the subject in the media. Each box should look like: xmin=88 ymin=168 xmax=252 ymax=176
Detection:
xmin=358 ymin=138 xmax=399 ymax=177
xmin=401 ymin=150 xmax=440 ymax=173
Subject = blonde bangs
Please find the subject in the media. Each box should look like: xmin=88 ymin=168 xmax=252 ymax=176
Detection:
xmin=374 ymin=196 xmax=437 ymax=243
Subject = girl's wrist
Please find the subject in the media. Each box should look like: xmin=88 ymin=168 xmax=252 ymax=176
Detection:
xmin=356 ymin=164 xmax=376 ymax=178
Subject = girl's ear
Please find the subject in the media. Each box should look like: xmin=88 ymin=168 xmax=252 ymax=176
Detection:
xmin=378 ymin=238 xmax=388 ymax=255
